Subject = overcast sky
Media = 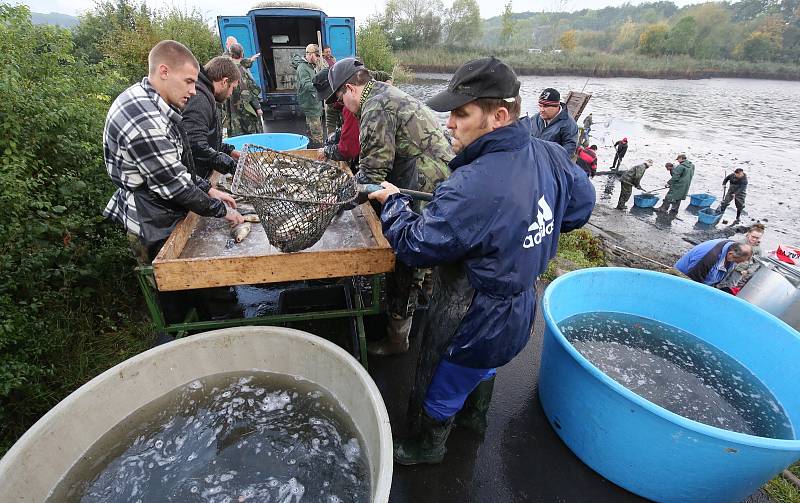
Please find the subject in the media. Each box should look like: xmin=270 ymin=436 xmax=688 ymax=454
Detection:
xmin=24 ymin=0 xmax=710 ymax=22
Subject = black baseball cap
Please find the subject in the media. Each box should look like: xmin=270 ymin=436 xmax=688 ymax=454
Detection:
xmin=313 ymin=68 xmax=333 ymax=102
xmin=327 ymin=57 xmax=365 ymax=104
xmin=426 ymin=57 xmax=520 ymax=112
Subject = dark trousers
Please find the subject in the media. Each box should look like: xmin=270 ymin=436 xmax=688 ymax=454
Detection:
xmin=612 ymin=152 xmax=625 ymax=170
xmin=659 ymin=198 xmax=681 ymax=214
xmin=617 ymin=182 xmax=633 ymax=208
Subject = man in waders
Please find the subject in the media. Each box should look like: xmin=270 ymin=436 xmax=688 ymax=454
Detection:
xmin=717 ymin=168 xmax=748 ymax=224
xmin=328 ymin=58 xmax=453 ymax=357
xmin=616 ymin=159 xmax=653 ymax=209
xmin=102 ymin=41 xmax=244 ymax=323
xmin=368 ymin=57 xmax=595 ymax=465
xmin=659 ymin=153 xmax=695 ymax=214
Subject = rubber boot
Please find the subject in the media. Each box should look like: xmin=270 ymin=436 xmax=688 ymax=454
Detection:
xmin=367 ymin=315 xmax=411 ymax=356
xmin=455 ymin=376 xmax=495 ymax=435
xmin=394 ymin=411 xmax=454 ymax=466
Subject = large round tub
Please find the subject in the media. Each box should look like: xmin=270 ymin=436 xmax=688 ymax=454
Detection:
xmin=0 ymin=326 xmax=393 ymax=501
xmin=540 ymin=267 xmax=800 ymax=503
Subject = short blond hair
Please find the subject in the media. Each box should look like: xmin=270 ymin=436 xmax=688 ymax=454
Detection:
xmin=305 ymin=43 xmax=320 ymax=55
xmin=148 ymin=40 xmax=199 ymax=75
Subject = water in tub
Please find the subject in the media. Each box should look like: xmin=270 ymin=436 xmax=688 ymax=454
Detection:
xmin=559 ymin=312 xmax=793 ymax=439
xmin=48 ymin=372 xmax=370 ymax=502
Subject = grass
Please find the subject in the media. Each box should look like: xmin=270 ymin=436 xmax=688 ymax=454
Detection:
xmin=766 ymin=463 xmax=800 ymax=503
xmin=397 ymin=47 xmax=800 ymax=80
xmin=542 ymin=229 xmax=607 ymax=282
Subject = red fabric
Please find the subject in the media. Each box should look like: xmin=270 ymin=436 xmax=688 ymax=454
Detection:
xmin=730 ymin=286 xmax=741 ymax=295
xmin=338 ymin=107 xmax=360 ymax=161
xmin=576 ymin=146 xmax=598 ymax=172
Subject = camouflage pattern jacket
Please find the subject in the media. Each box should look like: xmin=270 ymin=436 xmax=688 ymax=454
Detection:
xmin=356 ymin=81 xmax=453 ymax=193
xmin=233 ymin=62 xmax=261 ymax=114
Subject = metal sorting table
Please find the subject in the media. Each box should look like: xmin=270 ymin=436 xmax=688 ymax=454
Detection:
xmin=137 ymin=151 xmax=396 ymax=368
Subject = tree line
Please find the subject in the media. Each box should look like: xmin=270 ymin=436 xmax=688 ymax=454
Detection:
xmin=374 ymin=0 xmax=799 ymax=64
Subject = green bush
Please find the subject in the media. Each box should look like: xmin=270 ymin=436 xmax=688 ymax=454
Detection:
xmin=73 ymin=0 xmax=220 ymax=84
xmin=0 ymin=4 xmax=152 ymax=454
xmin=356 ymin=20 xmax=396 ymax=72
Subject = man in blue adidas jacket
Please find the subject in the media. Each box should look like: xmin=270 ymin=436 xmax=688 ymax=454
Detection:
xmin=368 ymin=57 xmax=595 ymax=465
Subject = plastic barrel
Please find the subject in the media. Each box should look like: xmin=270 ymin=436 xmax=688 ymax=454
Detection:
xmin=540 ymin=268 xmax=800 ymax=503
xmin=633 ymin=194 xmax=659 ymax=208
xmin=0 ymin=327 xmax=393 ymax=502
xmin=698 ymin=207 xmax=723 ymax=225
xmin=226 ymin=133 xmax=309 ymax=151
xmin=689 ymin=193 xmax=717 ymax=207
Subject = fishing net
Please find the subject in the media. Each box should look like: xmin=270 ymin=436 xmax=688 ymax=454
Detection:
xmin=230 ymin=145 xmax=358 ymax=253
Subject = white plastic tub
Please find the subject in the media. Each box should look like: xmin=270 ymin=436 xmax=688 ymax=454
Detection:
xmin=0 ymin=326 xmax=393 ymax=501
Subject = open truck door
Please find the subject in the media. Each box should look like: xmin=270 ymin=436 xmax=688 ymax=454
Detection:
xmin=324 ymin=17 xmax=355 ymax=59
xmin=217 ymin=16 xmax=263 ymax=89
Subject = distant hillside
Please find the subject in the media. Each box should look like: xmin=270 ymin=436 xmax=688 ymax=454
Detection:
xmin=31 ymin=11 xmax=79 ymax=28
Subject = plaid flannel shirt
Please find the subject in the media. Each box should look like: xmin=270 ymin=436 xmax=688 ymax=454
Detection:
xmin=103 ymin=78 xmax=223 ymax=236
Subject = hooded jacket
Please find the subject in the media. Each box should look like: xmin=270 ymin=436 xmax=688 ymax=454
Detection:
xmin=666 ymin=159 xmax=696 ymax=201
xmin=379 ymin=117 xmax=595 ymax=369
xmin=181 ymin=69 xmax=237 ymax=179
xmin=530 ymin=103 xmax=579 ymax=156
xmin=292 ymin=54 xmax=322 ymax=116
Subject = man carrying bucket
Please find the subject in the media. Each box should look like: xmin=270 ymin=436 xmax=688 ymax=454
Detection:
xmin=616 ymin=159 xmax=652 ymax=210
xmin=368 ymin=57 xmax=595 ymax=465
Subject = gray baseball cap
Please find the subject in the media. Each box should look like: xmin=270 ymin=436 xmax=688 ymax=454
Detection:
xmin=327 ymin=57 xmax=366 ymax=104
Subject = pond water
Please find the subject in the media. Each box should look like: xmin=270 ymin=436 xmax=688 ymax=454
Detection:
xmin=48 ymin=372 xmax=371 ymax=502
xmin=400 ymin=75 xmax=800 ymax=253
xmin=558 ymin=311 xmax=793 ymax=439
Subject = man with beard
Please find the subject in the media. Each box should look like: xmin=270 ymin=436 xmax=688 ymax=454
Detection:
xmin=183 ymin=56 xmax=242 ymax=180
xmin=367 ymin=58 xmax=595 ymax=465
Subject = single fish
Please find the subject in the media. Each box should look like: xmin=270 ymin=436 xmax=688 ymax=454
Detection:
xmin=242 ymin=214 xmax=260 ymax=223
xmin=231 ymin=222 xmax=252 ymax=243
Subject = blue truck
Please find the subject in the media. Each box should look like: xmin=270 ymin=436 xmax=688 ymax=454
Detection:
xmin=217 ymin=4 xmax=355 ymax=118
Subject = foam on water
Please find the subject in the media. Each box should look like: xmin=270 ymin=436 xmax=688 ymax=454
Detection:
xmin=559 ymin=312 xmax=793 ymax=439
xmin=47 ymin=372 xmax=370 ymax=502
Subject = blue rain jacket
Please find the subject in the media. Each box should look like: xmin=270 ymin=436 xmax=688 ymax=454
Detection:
xmin=530 ymin=103 xmax=579 ymax=156
xmin=380 ymin=118 xmax=595 ymax=368
xmin=675 ymin=238 xmax=736 ymax=286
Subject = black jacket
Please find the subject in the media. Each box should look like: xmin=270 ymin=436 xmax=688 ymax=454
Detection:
xmin=723 ymin=173 xmax=748 ymax=194
xmin=614 ymin=140 xmax=628 ymax=156
xmin=182 ymin=69 xmax=237 ymax=179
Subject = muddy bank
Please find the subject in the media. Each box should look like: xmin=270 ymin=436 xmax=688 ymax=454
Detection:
xmin=585 ymin=203 xmax=751 ymax=273
xmin=403 ymin=63 xmax=800 ymax=81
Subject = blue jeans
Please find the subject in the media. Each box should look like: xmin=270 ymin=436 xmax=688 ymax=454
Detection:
xmin=423 ymin=359 xmax=496 ymax=421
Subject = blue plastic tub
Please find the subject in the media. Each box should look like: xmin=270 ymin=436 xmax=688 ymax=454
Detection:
xmin=540 ymin=268 xmax=800 ymax=503
xmin=225 ymin=133 xmax=309 ymax=151
xmin=698 ymin=207 xmax=723 ymax=225
xmin=633 ymin=193 xmax=659 ymax=208
xmin=689 ymin=193 xmax=717 ymax=207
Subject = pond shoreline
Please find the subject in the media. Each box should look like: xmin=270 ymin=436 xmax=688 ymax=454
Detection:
xmin=404 ymin=63 xmax=800 ymax=81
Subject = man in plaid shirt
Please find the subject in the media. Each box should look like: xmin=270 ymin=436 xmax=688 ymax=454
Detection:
xmin=103 ymin=40 xmax=244 ymax=263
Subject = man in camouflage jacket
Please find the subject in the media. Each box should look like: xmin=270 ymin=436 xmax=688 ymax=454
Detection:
xmin=226 ymin=43 xmax=263 ymax=136
xmin=328 ymin=58 xmax=454 ymax=355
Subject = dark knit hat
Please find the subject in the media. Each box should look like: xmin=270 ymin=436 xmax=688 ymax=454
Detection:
xmin=538 ymin=87 xmax=560 ymax=105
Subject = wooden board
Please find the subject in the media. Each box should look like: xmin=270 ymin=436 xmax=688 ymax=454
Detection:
xmin=564 ymin=91 xmax=592 ymax=121
xmin=152 ymin=150 xmax=395 ymax=291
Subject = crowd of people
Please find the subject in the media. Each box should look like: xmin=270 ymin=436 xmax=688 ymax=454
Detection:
xmin=100 ymin=38 xmax=769 ymax=471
